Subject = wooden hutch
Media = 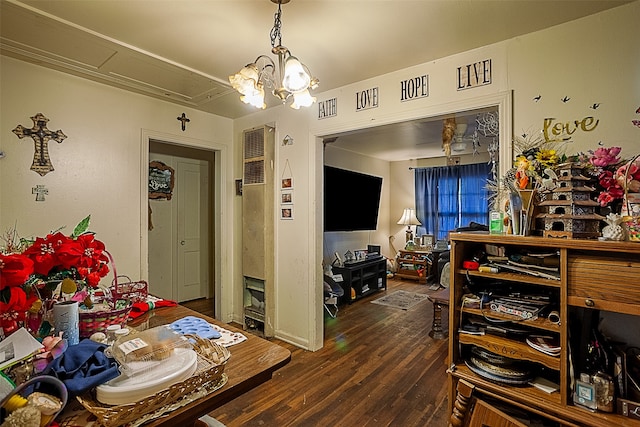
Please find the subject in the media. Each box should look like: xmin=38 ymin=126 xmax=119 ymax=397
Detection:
xmin=447 ymin=232 xmax=640 ymax=426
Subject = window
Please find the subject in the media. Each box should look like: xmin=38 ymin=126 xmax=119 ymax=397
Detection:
xmin=415 ymin=163 xmax=491 ymax=240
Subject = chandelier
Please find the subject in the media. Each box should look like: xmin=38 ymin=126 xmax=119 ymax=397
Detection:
xmin=229 ymin=0 xmax=319 ymax=110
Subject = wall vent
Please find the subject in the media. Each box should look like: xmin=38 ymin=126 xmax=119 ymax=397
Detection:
xmin=243 ymin=128 xmax=265 ymax=184
xmin=244 ymin=128 xmax=265 ymax=159
xmin=244 ymin=160 xmax=264 ymax=185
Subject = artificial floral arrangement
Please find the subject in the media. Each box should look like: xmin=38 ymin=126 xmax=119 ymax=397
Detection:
xmin=575 ymin=146 xmax=640 ymax=208
xmin=487 ymin=129 xmax=639 ymax=238
xmin=0 ymin=215 xmax=119 ymax=337
xmin=498 ymin=131 xmax=639 ymax=209
xmin=486 ymin=132 xmax=568 ymax=225
xmin=509 ymin=132 xmax=567 ymax=191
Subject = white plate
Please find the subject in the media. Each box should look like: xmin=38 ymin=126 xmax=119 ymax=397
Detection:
xmin=96 ymin=347 xmax=198 ymax=405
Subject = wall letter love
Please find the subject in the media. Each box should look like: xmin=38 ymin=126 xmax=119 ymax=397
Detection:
xmin=543 ymin=116 xmax=599 ymax=142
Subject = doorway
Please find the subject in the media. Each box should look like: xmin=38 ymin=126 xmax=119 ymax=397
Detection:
xmin=316 ymin=91 xmax=513 ymax=346
xmin=147 ymin=140 xmax=216 ymax=305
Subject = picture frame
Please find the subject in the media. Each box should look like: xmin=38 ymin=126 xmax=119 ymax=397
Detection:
xmin=281 ymin=207 xmax=293 ymax=220
xmin=281 ymin=178 xmax=293 ymax=189
xmin=420 ymin=234 xmax=434 ymax=250
xmin=354 ymin=250 xmax=367 ymax=260
xmin=574 ymin=379 xmax=597 ymax=410
xmin=281 ymin=190 xmax=293 ymax=205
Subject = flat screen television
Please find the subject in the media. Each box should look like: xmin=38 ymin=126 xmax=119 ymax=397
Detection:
xmin=324 ymin=165 xmax=383 ymax=232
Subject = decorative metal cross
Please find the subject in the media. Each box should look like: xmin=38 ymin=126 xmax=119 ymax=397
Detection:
xmin=32 ymin=184 xmax=49 ymax=202
xmin=13 ymin=113 xmax=67 ymax=176
xmin=177 ymin=113 xmax=190 ymax=131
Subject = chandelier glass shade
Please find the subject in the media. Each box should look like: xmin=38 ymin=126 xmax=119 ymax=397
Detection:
xmin=229 ymin=0 xmax=319 ymax=110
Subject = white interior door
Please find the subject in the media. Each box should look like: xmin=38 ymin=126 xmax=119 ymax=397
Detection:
xmin=177 ymin=160 xmax=206 ymax=302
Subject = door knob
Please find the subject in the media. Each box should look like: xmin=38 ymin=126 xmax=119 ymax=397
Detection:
xmin=180 ymin=240 xmax=186 ymax=245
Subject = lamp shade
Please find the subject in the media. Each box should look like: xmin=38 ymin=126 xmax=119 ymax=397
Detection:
xmin=229 ymin=64 xmax=260 ymax=95
xmin=397 ymin=208 xmax=421 ymax=226
xmin=240 ymin=83 xmax=266 ymax=109
xmin=282 ymin=56 xmax=311 ymax=93
xmin=290 ymin=89 xmax=316 ymax=109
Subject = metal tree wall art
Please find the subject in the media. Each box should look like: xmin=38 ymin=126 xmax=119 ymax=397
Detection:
xmin=476 ymin=111 xmax=500 ymax=180
xmin=13 ymin=113 xmax=67 ymax=176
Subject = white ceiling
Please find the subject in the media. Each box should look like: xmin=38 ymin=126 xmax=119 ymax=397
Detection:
xmin=1 ymin=0 xmax=630 ymax=160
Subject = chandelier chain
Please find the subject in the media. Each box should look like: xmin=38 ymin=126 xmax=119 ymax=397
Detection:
xmin=270 ymin=2 xmax=283 ymax=48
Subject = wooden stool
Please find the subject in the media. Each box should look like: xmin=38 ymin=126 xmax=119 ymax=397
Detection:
xmin=427 ymin=287 xmax=450 ymax=339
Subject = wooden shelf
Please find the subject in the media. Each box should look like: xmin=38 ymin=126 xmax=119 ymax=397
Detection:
xmin=459 ymin=269 xmax=561 ymax=288
xmin=447 ymin=233 xmax=640 ymax=427
xmin=451 ymin=365 xmax=640 ymax=427
xmin=459 ymin=333 xmax=560 ymax=370
xmin=451 ymin=364 xmax=562 ymax=406
xmin=461 ymin=307 xmax=561 ymax=333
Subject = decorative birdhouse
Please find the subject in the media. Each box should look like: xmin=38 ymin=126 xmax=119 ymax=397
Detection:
xmin=535 ymin=162 xmax=603 ymax=239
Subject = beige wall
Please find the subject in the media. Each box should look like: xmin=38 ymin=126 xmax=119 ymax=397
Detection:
xmin=231 ymin=1 xmax=640 ymax=350
xmin=2 ymin=1 xmax=638 ymax=351
xmin=0 ymin=57 xmax=234 ymax=318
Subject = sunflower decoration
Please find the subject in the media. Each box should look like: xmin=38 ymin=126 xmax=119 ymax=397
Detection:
xmin=510 ymin=131 xmax=567 ymax=191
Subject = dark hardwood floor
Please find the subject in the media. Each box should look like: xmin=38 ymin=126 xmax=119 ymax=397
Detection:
xmin=183 ymin=278 xmax=450 ymax=426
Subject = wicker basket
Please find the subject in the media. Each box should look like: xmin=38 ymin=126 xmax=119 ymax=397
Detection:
xmin=78 ymin=251 xmax=137 ymax=338
xmin=77 ymin=335 xmax=230 ymax=427
xmin=78 ymin=302 xmax=132 ymax=338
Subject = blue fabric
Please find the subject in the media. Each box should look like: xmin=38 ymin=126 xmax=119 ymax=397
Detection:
xmin=459 ymin=163 xmax=491 ymax=227
xmin=415 ymin=163 xmax=491 ymax=240
xmin=415 ymin=167 xmax=438 ymax=238
xmin=438 ymin=167 xmax=459 ymax=239
xmin=43 ymin=339 xmax=119 ymax=396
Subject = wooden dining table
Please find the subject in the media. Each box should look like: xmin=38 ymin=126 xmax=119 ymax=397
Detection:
xmin=122 ymin=304 xmax=291 ymax=426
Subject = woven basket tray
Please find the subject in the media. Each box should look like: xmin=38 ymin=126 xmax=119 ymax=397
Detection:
xmin=79 ymin=302 xmax=132 ymax=338
xmin=77 ymin=335 xmax=230 ymax=427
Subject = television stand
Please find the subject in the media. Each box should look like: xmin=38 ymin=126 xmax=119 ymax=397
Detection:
xmin=332 ymin=257 xmax=387 ymax=303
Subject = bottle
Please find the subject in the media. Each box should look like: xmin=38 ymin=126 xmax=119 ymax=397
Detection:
xmin=106 ymin=324 xmax=121 ymax=345
xmin=489 ymin=211 xmax=504 ymax=234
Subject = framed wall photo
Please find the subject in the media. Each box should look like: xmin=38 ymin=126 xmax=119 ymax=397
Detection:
xmin=281 ymin=207 xmax=293 ymax=220
xmin=281 ymin=190 xmax=293 ymax=205
xmin=149 ymin=160 xmax=175 ymax=200
xmin=281 ymin=178 xmax=293 ymax=189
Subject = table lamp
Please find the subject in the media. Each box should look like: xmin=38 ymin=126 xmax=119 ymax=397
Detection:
xmin=397 ymin=208 xmax=421 ymax=243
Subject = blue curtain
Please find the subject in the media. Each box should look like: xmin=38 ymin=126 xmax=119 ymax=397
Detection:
xmin=437 ymin=167 xmax=459 ymax=240
xmin=415 ymin=163 xmax=490 ymax=240
xmin=459 ymin=163 xmax=491 ymax=227
xmin=415 ymin=168 xmax=439 ymax=237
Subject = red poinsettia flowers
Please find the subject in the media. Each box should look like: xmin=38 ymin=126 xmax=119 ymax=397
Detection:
xmin=0 ymin=253 xmax=34 ymax=290
xmin=19 ymin=229 xmax=110 ymax=286
xmin=0 ymin=253 xmax=37 ymax=333
xmin=0 ymin=216 xmax=110 ymax=334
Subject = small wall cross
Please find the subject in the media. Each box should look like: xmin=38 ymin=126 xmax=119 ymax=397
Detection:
xmin=177 ymin=113 xmax=190 ymax=131
xmin=13 ymin=113 xmax=66 ymax=176
xmin=32 ymin=184 xmax=49 ymax=201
